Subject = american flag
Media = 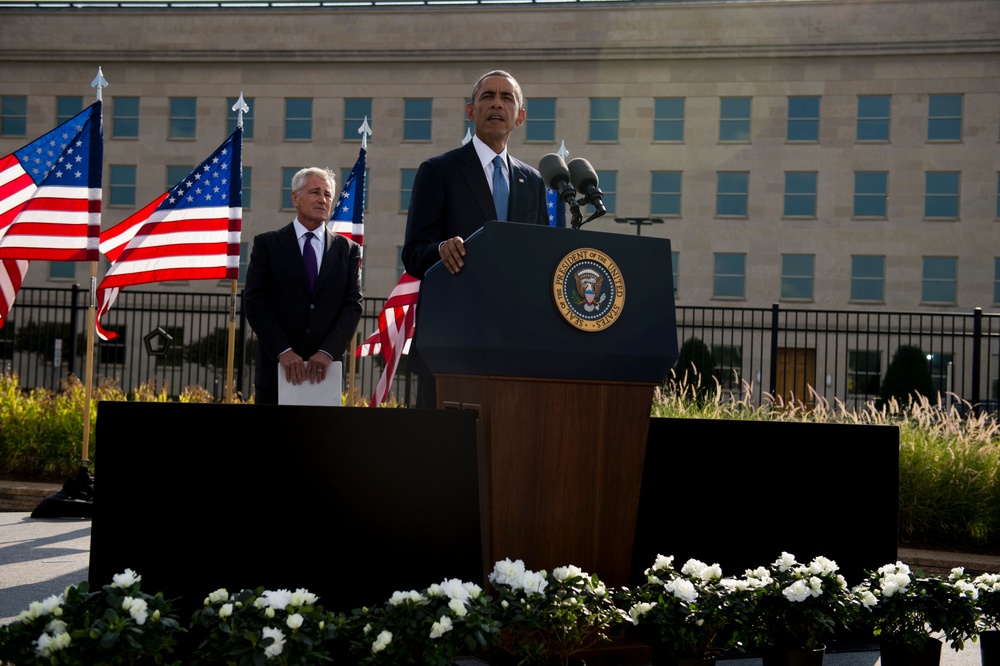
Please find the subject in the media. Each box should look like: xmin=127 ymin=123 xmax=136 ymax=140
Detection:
xmin=328 ymin=146 xmax=366 ymax=250
xmin=546 ymin=187 xmax=566 ymax=228
xmin=95 ymin=127 xmax=242 ymax=340
xmin=0 ymin=101 xmax=103 ymax=329
xmin=358 ymin=271 xmax=420 ymax=407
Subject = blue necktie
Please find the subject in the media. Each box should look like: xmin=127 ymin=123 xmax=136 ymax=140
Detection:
xmin=303 ymin=231 xmax=318 ymax=292
xmin=492 ymin=155 xmax=509 ymax=222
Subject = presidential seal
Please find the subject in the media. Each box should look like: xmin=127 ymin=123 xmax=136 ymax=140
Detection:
xmin=552 ymin=248 xmax=625 ymax=331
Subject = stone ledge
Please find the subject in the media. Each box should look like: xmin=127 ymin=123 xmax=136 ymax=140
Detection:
xmin=0 ymin=480 xmax=62 ymax=512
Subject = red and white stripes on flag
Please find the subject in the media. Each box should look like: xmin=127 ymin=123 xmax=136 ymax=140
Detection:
xmin=0 ymin=102 xmax=104 ymax=329
xmin=359 ymin=272 xmax=420 ymax=407
xmin=95 ymin=128 xmax=242 ymax=340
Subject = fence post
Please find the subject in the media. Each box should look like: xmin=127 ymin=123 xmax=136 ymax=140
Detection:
xmin=67 ymin=283 xmax=82 ymax=380
xmin=972 ymin=307 xmax=982 ymax=415
xmin=768 ymin=302 xmax=779 ymax=398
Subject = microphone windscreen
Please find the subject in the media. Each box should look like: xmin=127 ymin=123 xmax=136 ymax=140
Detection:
xmin=568 ymin=158 xmax=599 ymax=189
xmin=538 ymin=153 xmax=570 ymax=190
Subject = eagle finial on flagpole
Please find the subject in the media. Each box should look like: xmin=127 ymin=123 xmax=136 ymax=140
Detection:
xmin=462 ymin=127 xmax=472 ymax=145
xmin=558 ymin=139 xmax=569 ymax=159
xmin=232 ymin=92 xmax=249 ymax=129
xmin=358 ymin=116 xmax=372 ymax=149
xmin=91 ymin=67 xmax=108 ymax=102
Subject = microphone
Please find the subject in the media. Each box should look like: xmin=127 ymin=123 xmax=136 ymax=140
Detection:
xmin=567 ymin=158 xmax=606 ymax=214
xmin=538 ymin=153 xmax=577 ymax=205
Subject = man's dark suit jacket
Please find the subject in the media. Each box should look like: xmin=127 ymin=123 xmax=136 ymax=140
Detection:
xmin=244 ymin=223 xmax=363 ymax=405
xmin=402 ymin=140 xmax=549 ymax=280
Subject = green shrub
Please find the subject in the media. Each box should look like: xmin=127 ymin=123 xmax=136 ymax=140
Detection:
xmin=880 ymin=344 xmax=937 ymax=408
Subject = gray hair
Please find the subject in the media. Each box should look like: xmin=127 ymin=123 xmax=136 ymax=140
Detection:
xmin=471 ymin=70 xmax=523 ymax=110
xmin=291 ymin=167 xmax=336 ymax=194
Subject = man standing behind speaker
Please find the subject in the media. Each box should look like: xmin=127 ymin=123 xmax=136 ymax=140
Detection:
xmin=245 ymin=167 xmax=363 ymax=405
xmin=402 ymin=69 xmax=549 ymax=406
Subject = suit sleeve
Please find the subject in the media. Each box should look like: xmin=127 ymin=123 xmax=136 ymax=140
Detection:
xmin=243 ymin=233 xmax=293 ymax=361
xmin=320 ymin=239 xmax=363 ymax=358
xmin=402 ymin=159 xmax=446 ymax=280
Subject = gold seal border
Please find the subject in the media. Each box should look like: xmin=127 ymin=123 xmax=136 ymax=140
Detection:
xmin=551 ymin=247 xmax=626 ymax=332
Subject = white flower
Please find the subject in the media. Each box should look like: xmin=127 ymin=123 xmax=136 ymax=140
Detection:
xmin=389 ymin=590 xmax=428 ymax=606
xmin=260 ymin=589 xmax=292 ymax=610
xmin=430 ymin=615 xmax=454 ymax=639
xmin=112 ymin=569 xmax=142 ymax=589
xmin=720 ymin=577 xmax=750 ymax=592
xmin=219 ymin=603 xmax=234 ymax=619
xmin=808 ymin=556 xmax=839 ymax=575
xmin=290 ymin=588 xmax=318 ymax=607
xmin=45 ymin=619 xmax=67 ymax=634
xmin=775 ymin=552 xmax=797 ymax=572
xmin=34 ymin=631 xmax=71 ymax=657
xmin=264 ymin=607 xmax=275 ymax=619
xmin=363 ymin=623 xmax=372 ymax=634
xmin=954 ymin=579 xmax=979 ymax=599
xmin=880 ymin=572 xmax=911 ymax=597
xmin=207 ymin=588 xmax=230 ymax=604
xmin=490 ymin=558 xmax=526 ymax=587
xmin=448 ymin=597 xmax=468 ymax=617
xmin=783 ymin=580 xmax=812 ymax=602
xmin=553 ymin=565 xmax=584 ymax=582
xmin=40 ymin=595 xmax=63 ymax=614
xmin=121 ymin=596 xmax=149 ymax=625
xmin=519 ymin=570 xmax=548 ymax=596
xmin=262 ymin=626 xmax=286 ymax=659
xmin=808 ymin=576 xmax=824 ymax=595
xmin=652 ymin=554 xmax=675 ymax=572
xmin=372 ymin=630 xmax=392 ymax=654
xmin=286 ymin=613 xmax=304 ymax=630
xmin=858 ymin=589 xmax=878 ymax=607
xmin=629 ymin=602 xmax=654 ymax=623
xmin=666 ymin=578 xmax=698 ymax=603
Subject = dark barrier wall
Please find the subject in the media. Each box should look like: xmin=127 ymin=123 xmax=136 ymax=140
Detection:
xmin=90 ymin=402 xmax=482 ymax=618
xmin=630 ymin=417 xmax=900 ymax=586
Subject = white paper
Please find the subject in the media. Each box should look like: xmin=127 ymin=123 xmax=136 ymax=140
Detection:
xmin=278 ymin=361 xmax=343 ymax=407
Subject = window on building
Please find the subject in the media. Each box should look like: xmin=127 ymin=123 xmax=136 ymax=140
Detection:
xmin=166 ymin=165 xmax=192 ymax=189
xmin=927 ymin=352 xmax=954 ymax=396
xmin=650 ymin=171 xmax=682 ymax=216
xmin=854 ymin=171 xmax=888 ymax=218
xmin=344 ymin=98 xmax=372 ymax=142
xmin=850 ymin=255 xmax=884 ymax=302
xmin=783 ymin=171 xmax=817 ymax=217
xmin=589 ymin=98 xmax=619 ymax=142
xmin=719 ymin=97 xmax=751 ymax=142
xmin=56 ymin=96 xmax=83 ymax=125
xmin=281 ymin=167 xmax=303 ymax=210
xmin=924 ymin=171 xmax=960 ymax=219
xmin=109 ymin=165 xmax=137 ymax=207
xmin=403 ymin=99 xmax=432 ymax=141
xmin=284 ymin=98 xmax=312 ymax=140
xmin=112 ymin=97 xmax=139 ymax=139
xmin=671 ymin=251 xmax=679 ymax=296
xmin=169 ymin=97 xmax=196 ymax=139
xmin=780 ymin=254 xmax=815 ymax=300
xmin=463 ymin=98 xmax=474 ymax=143
xmin=238 ymin=242 xmax=249 ymax=284
xmin=227 ymin=96 xmax=254 ymax=139
xmin=713 ymin=253 xmax=745 ymax=299
xmin=857 ymin=95 xmax=890 ymax=142
xmin=712 ymin=345 xmax=743 ymax=389
xmin=922 ymin=256 xmax=957 ymax=304
xmin=526 ymin=98 xmax=556 ymax=142
xmin=928 ymin=94 xmax=962 ymax=141
xmin=400 ymin=169 xmax=416 ymax=212
xmin=0 ymin=96 xmax=27 ymax=136
xmin=242 ymin=166 xmax=252 ymax=209
xmin=653 ymin=97 xmax=684 ymax=142
xmin=340 ymin=167 xmax=369 ymax=212
xmin=994 ymin=258 xmax=1000 ymax=304
xmin=848 ymin=350 xmax=881 ymax=396
xmin=49 ymin=262 xmax=76 ymax=280
xmin=787 ymin=96 xmax=820 ymax=142
xmin=716 ymin=171 xmax=749 ymax=217
xmin=593 ymin=170 xmax=616 ymax=214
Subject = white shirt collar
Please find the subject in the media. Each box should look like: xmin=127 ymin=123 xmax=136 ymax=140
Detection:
xmin=471 ymin=134 xmax=508 ymax=174
xmin=293 ymin=218 xmax=325 ymax=241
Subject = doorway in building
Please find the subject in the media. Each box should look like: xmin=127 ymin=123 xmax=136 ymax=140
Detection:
xmin=776 ymin=347 xmax=816 ymax=407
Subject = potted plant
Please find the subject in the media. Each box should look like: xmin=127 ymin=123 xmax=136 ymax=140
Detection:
xmin=345 ymin=577 xmax=499 ymax=665
xmin=620 ymin=554 xmax=758 ymax=666
xmin=750 ymin=553 xmax=855 ymax=666
xmin=487 ymin=558 xmax=628 ymax=666
xmin=852 ymin=562 xmax=980 ymax=666
xmin=973 ymin=573 xmax=1000 ymax=666
xmin=189 ymin=585 xmax=340 ymax=665
xmin=0 ymin=569 xmax=183 ymax=665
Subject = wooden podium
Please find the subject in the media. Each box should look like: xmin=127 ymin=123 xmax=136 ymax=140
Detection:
xmin=412 ymin=221 xmax=678 ymax=586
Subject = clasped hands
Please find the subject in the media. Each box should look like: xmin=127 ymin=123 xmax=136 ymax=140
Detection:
xmin=279 ymin=349 xmax=331 ymax=385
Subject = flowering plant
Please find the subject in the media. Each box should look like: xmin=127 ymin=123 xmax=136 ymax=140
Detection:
xmin=189 ymin=585 xmax=341 ymax=665
xmin=0 ymin=569 xmax=183 ymax=665
xmin=852 ymin=562 xmax=980 ymax=650
xmin=621 ymin=555 xmax=759 ymax=659
xmin=973 ymin=572 xmax=1000 ymax=631
xmin=750 ymin=552 xmax=855 ymax=651
xmin=488 ymin=558 xmax=629 ymax=666
xmin=346 ymin=577 xmax=499 ymax=665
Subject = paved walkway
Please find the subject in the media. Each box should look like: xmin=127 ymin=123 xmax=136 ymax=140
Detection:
xmin=0 ymin=510 xmax=992 ymax=666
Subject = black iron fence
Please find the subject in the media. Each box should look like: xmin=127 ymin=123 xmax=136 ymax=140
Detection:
xmin=2 ymin=286 xmax=998 ymax=414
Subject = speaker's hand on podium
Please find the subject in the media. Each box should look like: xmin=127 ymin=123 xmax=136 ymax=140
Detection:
xmin=438 ymin=236 xmax=467 ymax=274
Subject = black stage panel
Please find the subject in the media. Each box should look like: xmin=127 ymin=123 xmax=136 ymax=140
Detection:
xmin=90 ymin=402 xmax=482 ymax=617
xmin=631 ymin=417 xmax=899 ymax=586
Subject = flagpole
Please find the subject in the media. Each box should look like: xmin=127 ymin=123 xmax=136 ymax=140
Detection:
xmin=224 ymin=93 xmax=250 ymax=404
xmin=347 ymin=331 xmax=358 ymax=405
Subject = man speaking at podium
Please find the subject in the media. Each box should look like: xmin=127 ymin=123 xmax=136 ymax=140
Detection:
xmin=402 ymin=69 xmax=549 ymax=406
